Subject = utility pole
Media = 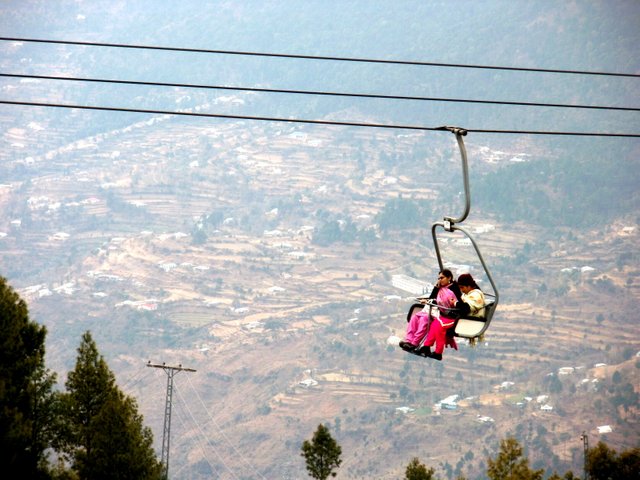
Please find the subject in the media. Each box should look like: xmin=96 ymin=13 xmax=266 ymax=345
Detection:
xmin=580 ymin=431 xmax=589 ymax=480
xmin=147 ymin=361 xmax=196 ymax=479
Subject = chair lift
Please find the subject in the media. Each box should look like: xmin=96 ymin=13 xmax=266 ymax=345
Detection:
xmin=405 ymin=127 xmax=499 ymax=344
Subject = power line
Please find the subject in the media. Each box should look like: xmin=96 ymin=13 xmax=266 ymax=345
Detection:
xmin=2 ymin=99 xmax=639 ymax=138
xmin=2 ymin=36 xmax=639 ymax=78
xmin=465 ymin=128 xmax=639 ymax=137
xmin=173 ymin=381 xmax=241 ymax=480
xmin=170 ymin=397 xmax=220 ymax=479
xmin=185 ymin=374 xmax=269 ymax=480
xmin=148 ymin=369 xmax=221 ymax=479
xmin=3 ymin=72 xmax=637 ymax=112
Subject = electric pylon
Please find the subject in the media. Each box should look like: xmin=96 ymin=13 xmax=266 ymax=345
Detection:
xmin=147 ymin=361 xmax=196 ymax=479
xmin=580 ymin=431 xmax=589 ymax=480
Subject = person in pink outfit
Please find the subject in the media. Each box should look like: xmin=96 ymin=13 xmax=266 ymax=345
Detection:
xmin=419 ymin=285 xmax=459 ymax=360
xmin=399 ymin=269 xmax=461 ymax=353
xmin=420 ymin=273 xmax=486 ymax=360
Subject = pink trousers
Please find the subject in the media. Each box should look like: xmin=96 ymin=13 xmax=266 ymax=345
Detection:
xmin=423 ymin=316 xmax=456 ymax=354
xmin=404 ymin=311 xmax=431 ymax=345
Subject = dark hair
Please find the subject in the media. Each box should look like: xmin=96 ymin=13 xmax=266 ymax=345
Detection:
xmin=440 ymin=269 xmax=454 ymax=280
xmin=457 ymin=273 xmax=480 ymax=290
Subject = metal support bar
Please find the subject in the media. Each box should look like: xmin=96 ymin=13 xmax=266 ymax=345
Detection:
xmin=431 ymin=222 xmax=499 ymax=339
xmin=431 ymin=222 xmax=500 ymax=304
xmin=436 ymin=126 xmax=470 ymax=227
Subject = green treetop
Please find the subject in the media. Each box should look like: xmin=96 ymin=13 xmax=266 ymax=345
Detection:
xmin=301 ymin=423 xmax=343 ymax=479
xmin=487 ymin=437 xmax=544 ymax=480
xmin=405 ymin=457 xmax=436 ymax=480
xmin=61 ymin=331 xmax=162 ymax=480
xmin=0 ymin=275 xmax=58 ymax=479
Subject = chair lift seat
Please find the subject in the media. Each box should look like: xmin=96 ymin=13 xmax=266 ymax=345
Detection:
xmin=454 ymin=297 xmax=496 ymax=339
xmin=405 ymin=295 xmax=496 ymax=341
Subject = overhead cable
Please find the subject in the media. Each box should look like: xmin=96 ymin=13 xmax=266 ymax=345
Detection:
xmin=2 ymin=36 xmax=639 ymax=78
xmin=169 ymin=403 xmax=218 ymax=479
xmin=185 ymin=375 xmax=269 ymax=480
xmin=172 ymin=382 xmax=239 ymax=479
xmin=2 ymin=99 xmax=638 ymax=137
xmin=2 ymin=72 xmax=637 ymax=112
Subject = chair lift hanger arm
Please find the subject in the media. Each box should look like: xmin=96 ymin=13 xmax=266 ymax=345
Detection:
xmin=435 ymin=126 xmax=470 ymax=227
xmin=431 ymin=222 xmax=499 ymax=305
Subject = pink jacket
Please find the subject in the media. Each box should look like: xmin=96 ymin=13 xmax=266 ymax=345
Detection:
xmin=436 ymin=286 xmax=457 ymax=327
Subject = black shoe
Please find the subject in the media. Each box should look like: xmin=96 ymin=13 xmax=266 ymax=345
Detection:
xmin=399 ymin=341 xmax=417 ymax=352
xmin=415 ymin=346 xmax=431 ymax=357
xmin=429 ymin=352 xmax=443 ymax=361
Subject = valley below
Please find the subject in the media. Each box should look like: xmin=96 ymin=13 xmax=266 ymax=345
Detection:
xmin=1 ymin=109 xmax=638 ymax=479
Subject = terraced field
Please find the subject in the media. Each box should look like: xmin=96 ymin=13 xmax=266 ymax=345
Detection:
xmin=1 ymin=113 xmax=638 ymax=479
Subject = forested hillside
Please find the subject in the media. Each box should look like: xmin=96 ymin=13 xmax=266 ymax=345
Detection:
xmin=475 ymin=144 xmax=640 ymax=227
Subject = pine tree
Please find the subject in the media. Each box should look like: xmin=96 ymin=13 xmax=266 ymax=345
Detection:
xmin=586 ymin=442 xmax=618 ymax=480
xmin=587 ymin=441 xmax=640 ymax=480
xmin=85 ymin=390 xmax=162 ymax=480
xmin=487 ymin=437 xmax=543 ymax=480
xmin=0 ymin=275 xmax=58 ymax=479
xmin=617 ymin=447 xmax=640 ymax=479
xmin=405 ymin=457 xmax=436 ymax=480
xmin=300 ymin=424 xmax=342 ymax=479
xmin=62 ymin=331 xmax=162 ymax=480
xmin=29 ymin=359 xmax=62 ymax=475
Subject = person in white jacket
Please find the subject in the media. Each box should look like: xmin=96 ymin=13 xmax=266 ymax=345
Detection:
xmin=456 ymin=273 xmax=485 ymax=319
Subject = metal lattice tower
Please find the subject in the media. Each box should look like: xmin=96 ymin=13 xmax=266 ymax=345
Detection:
xmin=147 ymin=362 xmax=196 ymax=479
xmin=581 ymin=431 xmax=589 ymax=480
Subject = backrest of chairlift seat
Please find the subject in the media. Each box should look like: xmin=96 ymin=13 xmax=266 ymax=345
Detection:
xmin=454 ymin=295 xmax=496 ymax=339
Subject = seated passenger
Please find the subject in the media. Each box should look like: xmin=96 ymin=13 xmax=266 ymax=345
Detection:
xmin=421 ymin=273 xmax=485 ymax=361
xmin=399 ymin=269 xmax=461 ymax=353
xmin=455 ymin=273 xmax=485 ymax=318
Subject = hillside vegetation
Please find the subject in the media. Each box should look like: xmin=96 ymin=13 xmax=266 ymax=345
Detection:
xmin=0 ymin=1 xmax=638 ymax=479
